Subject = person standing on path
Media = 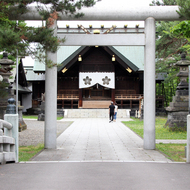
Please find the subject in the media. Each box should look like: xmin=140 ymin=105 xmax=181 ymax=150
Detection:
xmin=109 ymin=101 xmax=115 ymax=122
xmin=114 ymin=102 xmax=118 ymax=122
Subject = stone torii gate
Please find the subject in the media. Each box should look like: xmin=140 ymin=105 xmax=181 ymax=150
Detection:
xmin=17 ymin=5 xmax=181 ymax=150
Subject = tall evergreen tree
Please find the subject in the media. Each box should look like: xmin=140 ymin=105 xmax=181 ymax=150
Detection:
xmin=150 ymin=0 xmax=190 ymax=106
xmin=177 ymin=0 xmax=190 ymax=20
xmin=0 ymin=1 xmax=100 ymax=65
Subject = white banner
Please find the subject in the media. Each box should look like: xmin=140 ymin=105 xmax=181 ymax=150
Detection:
xmin=79 ymin=72 xmax=115 ymax=89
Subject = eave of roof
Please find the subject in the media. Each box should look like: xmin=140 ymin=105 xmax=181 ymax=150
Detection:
xmin=107 ymin=46 xmax=139 ymax=72
xmin=12 ymin=83 xmax=32 ymax=93
xmin=58 ymin=46 xmax=139 ymax=72
xmin=57 ymin=46 xmax=87 ymax=72
xmin=19 ymin=59 xmax=28 ymax=87
xmin=25 ymin=70 xmax=45 ymax=81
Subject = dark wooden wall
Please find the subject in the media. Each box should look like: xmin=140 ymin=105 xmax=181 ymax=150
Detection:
xmin=79 ymin=47 xmax=114 ymax=72
xmin=32 ymin=81 xmax=45 ymax=99
xmin=115 ymin=62 xmax=142 ymax=94
xmin=57 ymin=46 xmax=143 ymax=95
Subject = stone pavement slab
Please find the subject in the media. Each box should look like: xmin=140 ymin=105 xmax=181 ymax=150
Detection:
xmin=32 ymin=118 xmax=171 ymax=162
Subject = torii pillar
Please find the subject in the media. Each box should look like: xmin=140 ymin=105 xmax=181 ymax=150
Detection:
xmin=44 ymin=21 xmax=57 ymax=149
xmin=144 ymin=17 xmax=156 ymax=149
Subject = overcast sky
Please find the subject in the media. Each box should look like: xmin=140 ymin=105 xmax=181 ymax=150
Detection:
xmin=24 ymin=0 xmax=153 ymax=66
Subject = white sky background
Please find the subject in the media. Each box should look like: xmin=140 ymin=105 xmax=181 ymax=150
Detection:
xmin=23 ymin=0 xmax=153 ymax=66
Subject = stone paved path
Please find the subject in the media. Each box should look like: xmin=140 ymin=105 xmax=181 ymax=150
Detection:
xmin=31 ymin=118 xmax=172 ymax=162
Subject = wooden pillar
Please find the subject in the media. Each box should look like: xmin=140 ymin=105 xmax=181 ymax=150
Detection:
xmin=111 ymin=89 xmax=115 ymax=102
xmin=139 ymin=99 xmax=141 ymax=111
xmin=130 ymin=100 xmax=132 ymax=108
xmin=89 ymin=89 xmax=91 ymax=98
xmin=62 ymin=100 xmax=64 ymax=108
xmin=121 ymin=100 xmax=123 ymax=108
xmin=79 ymin=89 xmax=82 ymax=108
xmin=71 ymin=100 xmax=73 ymax=108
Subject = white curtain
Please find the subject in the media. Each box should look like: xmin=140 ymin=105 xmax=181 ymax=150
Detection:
xmin=79 ymin=72 xmax=115 ymax=89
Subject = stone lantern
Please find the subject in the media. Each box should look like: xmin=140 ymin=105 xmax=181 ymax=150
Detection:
xmin=0 ymin=52 xmax=14 ymax=119
xmin=0 ymin=52 xmax=14 ymax=84
xmin=176 ymin=53 xmax=190 ymax=90
xmin=165 ymin=53 xmax=190 ymax=130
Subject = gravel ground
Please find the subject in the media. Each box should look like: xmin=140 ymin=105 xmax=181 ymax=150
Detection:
xmin=19 ymin=119 xmax=72 ymax=146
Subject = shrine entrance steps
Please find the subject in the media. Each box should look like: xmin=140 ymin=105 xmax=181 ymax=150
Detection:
xmin=63 ymin=109 xmax=131 ymax=118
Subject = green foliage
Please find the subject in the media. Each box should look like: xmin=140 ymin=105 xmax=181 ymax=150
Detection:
xmin=155 ymin=21 xmax=186 ymax=107
xmin=0 ymin=22 xmax=29 ymax=56
xmin=171 ymin=20 xmax=190 ymax=45
xmin=150 ymin=0 xmax=177 ymax=6
xmin=150 ymin=0 xmax=190 ymax=106
xmin=0 ymin=53 xmax=16 ymax=61
xmin=155 ymin=55 xmax=183 ymax=106
xmin=169 ymin=0 xmax=190 ymax=59
xmin=0 ymin=0 xmax=100 ymax=67
xmin=155 ymin=21 xmax=185 ymax=58
xmin=34 ymin=0 xmax=100 ymax=20
xmin=177 ymin=0 xmax=190 ymax=20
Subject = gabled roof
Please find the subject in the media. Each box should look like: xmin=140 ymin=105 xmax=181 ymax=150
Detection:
xmin=104 ymin=46 xmax=139 ymax=72
xmin=33 ymin=46 xmax=144 ymax=73
xmin=18 ymin=59 xmax=28 ymax=87
xmin=113 ymin=46 xmax=144 ymax=71
xmin=58 ymin=46 xmax=140 ymax=72
xmin=10 ymin=59 xmax=28 ymax=85
xmin=57 ymin=46 xmax=87 ymax=72
xmin=26 ymin=70 xmax=45 ymax=81
xmin=12 ymin=83 xmax=32 ymax=93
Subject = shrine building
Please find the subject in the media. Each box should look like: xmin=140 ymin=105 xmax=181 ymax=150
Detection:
xmin=22 ymin=25 xmax=164 ymax=115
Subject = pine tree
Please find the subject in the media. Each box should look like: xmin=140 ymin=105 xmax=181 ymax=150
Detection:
xmin=177 ymin=0 xmax=190 ymax=20
xmin=150 ymin=0 xmax=190 ymax=106
xmin=0 ymin=1 xmax=100 ymax=65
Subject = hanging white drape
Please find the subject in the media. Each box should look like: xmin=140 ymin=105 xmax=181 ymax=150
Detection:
xmin=79 ymin=72 xmax=115 ymax=89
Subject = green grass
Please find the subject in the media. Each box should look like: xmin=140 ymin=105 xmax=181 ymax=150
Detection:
xmin=57 ymin=116 xmax=63 ymax=120
xmin=23 ymin=115 xmax=63 ymax=120
xmin=122 ymin=117 xmax=186 ymax=139
xmin=23 ymin=115 xmax=38 ymax=119
xmin=156 ymin=143 xmax=186 ymax=162
xmin=19 ymin=144 xmax=44 ymax=162
xmin=122 ymin=117 xmax=187 ymax=162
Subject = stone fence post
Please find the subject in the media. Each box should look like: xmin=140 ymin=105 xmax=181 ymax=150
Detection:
xmin=4 ymin=114 xmax=19 ymax=162
xmin=4 ymin=98 xmax=19 ymax=162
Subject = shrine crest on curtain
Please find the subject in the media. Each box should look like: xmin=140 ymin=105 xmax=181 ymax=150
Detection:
xmin=79 ymin=72 xmax=115 ymax=89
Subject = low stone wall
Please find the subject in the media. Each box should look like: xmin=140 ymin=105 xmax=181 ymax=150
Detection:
xmin=0 ymin=119 xmax=16 ymax=164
